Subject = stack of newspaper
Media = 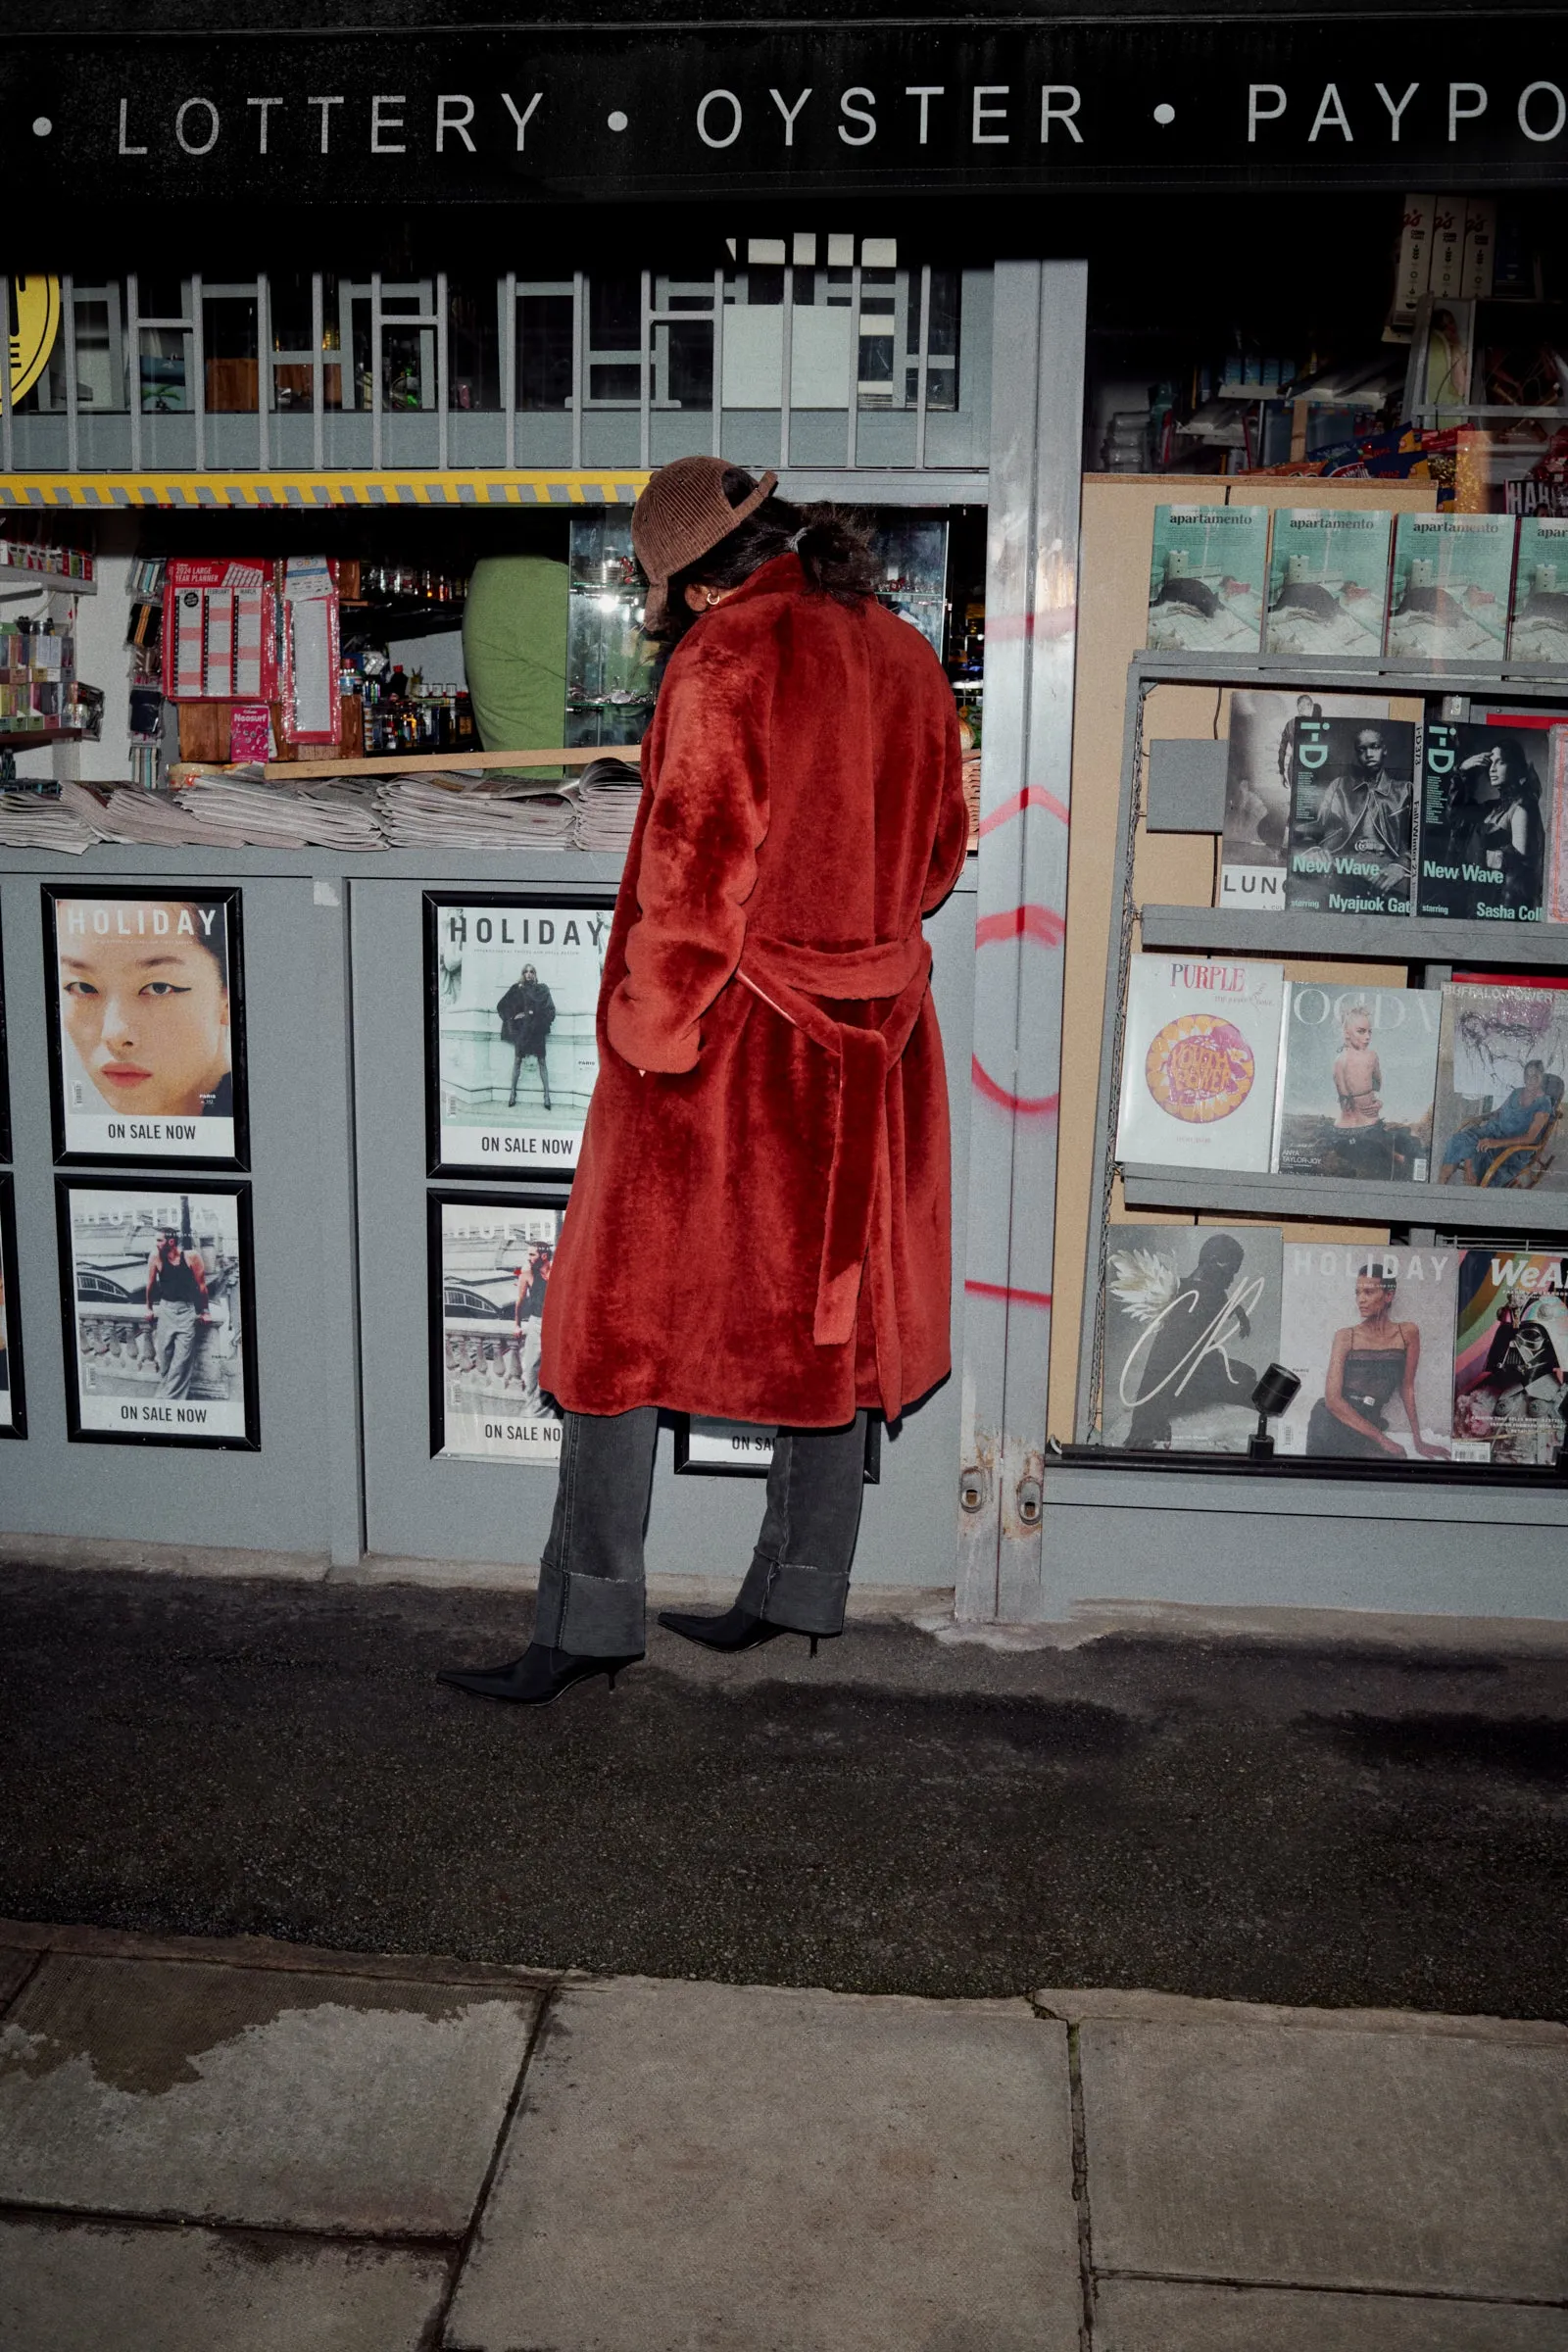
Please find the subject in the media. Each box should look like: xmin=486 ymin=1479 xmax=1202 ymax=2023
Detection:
xmin=571 ymin=756 xmax=644 ymax=854
xmin=102 ymin=769 xmax=386 ymax=851
xmin=375 ymin=770 xmax=577 ymax=851
xmin=0 ymin=782 xmax=111 ymax=854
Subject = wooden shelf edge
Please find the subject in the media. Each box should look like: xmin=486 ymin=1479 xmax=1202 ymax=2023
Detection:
xmin=1119 ymin=1161 xmax=1568 ymax=1234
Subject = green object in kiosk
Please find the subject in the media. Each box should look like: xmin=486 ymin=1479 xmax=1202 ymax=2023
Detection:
xmin=462 ymin=555 xmax=569 ymax=777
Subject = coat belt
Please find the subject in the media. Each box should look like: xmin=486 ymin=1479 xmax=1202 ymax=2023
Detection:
xmin=737 ymin=931 xmax=932 ymax=1419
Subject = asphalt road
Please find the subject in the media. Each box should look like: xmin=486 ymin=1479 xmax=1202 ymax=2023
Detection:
xmin=2 ymin=1563 xmax=1565 ymax=2017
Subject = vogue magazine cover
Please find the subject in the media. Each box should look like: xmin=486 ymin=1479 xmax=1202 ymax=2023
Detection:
xmin=1276 ymin=1243 xmax=1456 ymax=1462
xmin=61 ymin=1183 xmax=254 ymax=1445
xmin=47 ymin=889 xmax=245 ymax=1164
xmin=1100 ymin=1222 xmax=1282 ymax=1451
xmin=1272 ymin=983 xmax=1439 ymax=1182
xmin=428 ymin=896 xmax=609 ymax=1174
xmin=432 ymin=1196 xmax=566 ymax=1461
xmin=1452 ymin=1249 xmax=1568 ymax=1466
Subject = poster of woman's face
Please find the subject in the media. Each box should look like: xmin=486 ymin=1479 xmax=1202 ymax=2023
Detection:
xmin=1275 ymin=1241 xmax=1457 ymax=1462
xmin=429 ymin=1193 xmax=566 ymax=1462
xmin=425 ymin=894 xmax=611 ymax=1177
xmin=0 ymin=1174 xmax=23 ymax=1438
xmin=59 ymin=1181 xmax=257 ymax=1446
xmin=45 ymin=888 xmax=246 ymax=1166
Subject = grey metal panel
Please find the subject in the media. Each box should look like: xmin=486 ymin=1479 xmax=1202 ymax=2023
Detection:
xmin=1121 ymin=1163 xmax=1568 ymax=1232
xmin=778 ymin=471 xmax=988 ymax=506
xmin=0 ymin=871 xmax=338 ymax=1556
xmin=1036 ymin=1495 xmax=1568 ymax=1621
xmin=1136 ymin=650 xmax=1568 ymax=700
xmin=955 ymin=259 xmax=1088 ymax=1625
xmin=1042 ymin=1461 xmax=1568 ymax=1524
xmin=1141 ymin=903 xmax=1568 ymax=967
xmin=351 ymin=874 xmax=975 ymax=1583
xmin=1145 ymin=738 xmax=1227 ymax=834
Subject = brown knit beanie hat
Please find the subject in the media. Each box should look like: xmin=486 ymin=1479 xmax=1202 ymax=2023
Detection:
xmin=632 ymin=457 xmax=778 ymax=629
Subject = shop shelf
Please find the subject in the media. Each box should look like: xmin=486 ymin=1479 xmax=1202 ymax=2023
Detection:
xmin=341 ymin=600 xmax=466 ymax=641
xmin=0 ymin=727 xmax=82 ymax=752
xmin=1139 ymin=902 xmax=1568 ymax=966
xmin=1119 ymin=1160 xmax=1568 ymax=1233
xmin=0 ymin=554 xmax=95 ymax=596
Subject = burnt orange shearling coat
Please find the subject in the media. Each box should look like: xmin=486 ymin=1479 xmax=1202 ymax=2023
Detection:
xmin=541 ymin=552 xmax=970 ymax=1427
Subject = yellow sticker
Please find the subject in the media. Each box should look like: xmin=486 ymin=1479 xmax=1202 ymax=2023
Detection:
xmin=7 ymin=276 xmax=62 ymax=407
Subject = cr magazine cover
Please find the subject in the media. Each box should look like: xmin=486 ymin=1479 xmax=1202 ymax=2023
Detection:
xmin=1100 ymin=1223 xmax=1282 ymax=1451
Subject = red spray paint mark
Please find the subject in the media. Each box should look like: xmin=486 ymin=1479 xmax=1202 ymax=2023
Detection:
xmin=974 ymin=903 xmax=1066 ymax=951
xmin=964 ymin=1278 xmax=1053 ymax=1309
xmin=978 ymin=784 xmax=1070 ymax=837
xmin=971 ymin=1055 xmax=1059 ymax=1118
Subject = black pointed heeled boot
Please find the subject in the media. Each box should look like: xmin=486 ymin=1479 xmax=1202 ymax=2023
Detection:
xmin=436 ymin=1641 xmax=641 ymax=1705
xmin=657 ymin=1603 xmax=835 ymax=1658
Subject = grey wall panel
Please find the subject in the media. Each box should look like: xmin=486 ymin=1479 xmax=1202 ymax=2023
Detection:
xmin=1040 ymin=1496 xmax=1568 ymax=1622
xmin=352 ymin=870 xmax=975 ymax=1582
xmin=0 ymin=870 xmax=340 ymax=1554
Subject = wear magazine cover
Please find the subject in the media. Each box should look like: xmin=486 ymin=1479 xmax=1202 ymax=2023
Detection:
xmin=1284 ymin=712 xmax=1417 ymax=915
xmin=1275 ymin=1242 xmax=1456 ymax=1462
xmin=434 ymin=1197 xmax=565 ymax=1461
xmin=1416 ymin=720 xmax=1549 ymax=923
xmin=1433 ymin=982 xmax=1568 ymax=1193
xmin=1146 ymin=505 xmax=1267 ymax=653
xmin=63 ymin=1185 xmax=251 ymax=1443
xmin=1453 ymin=1249 xmax=1568 ymax=1465
xmin=1507 ymin=518 xmax=1568 ymax=662
xmin=1219 ymin=690 xmax=1391 ymax=909
xmin=1116 ymin=956 xmax=1284 ymax=1173
xmin=1264 ymin=510 xmax=1392 ymax=657
xmin=1385 ymin=514 xmax=1516 ymax=661
xmin=1100 ymin=1222 xmax=1282 ymax=1451
xmin=1272 ymin=983 xmax=1439 ymax=1182
xmin=46 ymin=889 xmax=244 ymax=1164
xmin=428 ymin=896 xmax=609 ymax=1174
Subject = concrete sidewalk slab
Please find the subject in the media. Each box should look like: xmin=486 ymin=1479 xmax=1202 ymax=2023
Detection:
xmin=1080 ymin=2018 xmax=1568 ymax=2300
xmin=0 ymin=2215 xmax=451 ymax=2352
xmin=0 ymin=1950 xmax=35 ymax=2011
xmin=1094 ymin=2279 xmax=1568 ymax=2350
xmin=447 ymin=1975 xmax=1080 ymax=2352
xmin=0 ymin=1953 xmax=540 ymax=2234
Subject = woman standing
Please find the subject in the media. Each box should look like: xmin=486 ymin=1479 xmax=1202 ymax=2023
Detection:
xmin=440 ymin=459 xmax=969 ymax=1706
xmin=1306 ymin=1263 xmax=1447 ymax=1461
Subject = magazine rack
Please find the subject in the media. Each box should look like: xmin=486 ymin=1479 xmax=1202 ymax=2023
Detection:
xmin=1071 ymin=648 xmax=1568 ymax=1483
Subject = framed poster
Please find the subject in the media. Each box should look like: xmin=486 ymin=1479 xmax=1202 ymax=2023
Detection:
xmin=429 ymin=1191 xmax=567 ymax=1463
xmin=0 ymin=1173 xmax=24 ymax=1439
xmin=43 ymin=886 xmax=248 ymax=1168
xmin=672 ymin=1415 xmax=882 ymax=1482
xmin=56 ymin=1179 xmax=258 ymax=1448
xmin=425 ymin=892 xmax=612 ymax=1178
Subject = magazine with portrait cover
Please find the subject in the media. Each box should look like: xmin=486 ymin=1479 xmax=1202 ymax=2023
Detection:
xmin=1219 ymin=690 xmax=1392 ymax=910
xmin=1264 ymin=510 xmax=1392 ymax=658
xmin=1507 ymin=517 xmax=1568 ymax=662
xmin=1116 ymin=957 xmax=1284 ymax=1173
xmin=1146 ymin=505 xmax=1268 ymax=653
xmin=45 ymin=888 xmax=246 ymax=1166
xmin=1275 ymin=1241 xmax=1456 ymax=1462
xmin=431 ymin=1196 xmax=565 ymax=1462
xmin=1547 ymin=729 xmax=1568 ymax=925
xmin=1271 ymin=983 xmax=1439 ymax=1183
xmin=1099 ymin=1223 xmax=1282 ymax=1452
xmin=1385 ymin=513 xmax=1517 ymax=661
xmin=1452 ymin=1249 xmax=1568 ymax=1466
xmin=1283 ymin=712 xmax=1417 ymax=915
xmin=1416 ymin=719 xmax=1550 ymax=923
xmin=61 ymin=1182 xmax=255 ymax=1446
xmin=427 ymin=896 xmax=610 ymax=1175
xmin=1432 ymin=982 xmax=1568 ymax=1193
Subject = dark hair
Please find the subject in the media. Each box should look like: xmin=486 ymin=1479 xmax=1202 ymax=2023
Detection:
xmin=648 ymin=466 xmax=880 ymax=643
xmin=1356 ymin=1261 xmax=1397 ymax=1293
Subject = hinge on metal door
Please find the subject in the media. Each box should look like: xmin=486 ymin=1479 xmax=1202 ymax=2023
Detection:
xmin=1015 ymin=1475 xmax=1043 ymax=1526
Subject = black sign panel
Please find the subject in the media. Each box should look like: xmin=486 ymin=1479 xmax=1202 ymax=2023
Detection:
xmin=4 ymin=24 xmax=1568 ymax=202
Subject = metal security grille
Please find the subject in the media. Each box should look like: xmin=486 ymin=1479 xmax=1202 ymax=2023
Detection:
xmin=2 ymin=246 xmax=980 ymax=478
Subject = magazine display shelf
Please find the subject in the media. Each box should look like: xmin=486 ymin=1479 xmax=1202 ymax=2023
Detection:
xmin=1068 ymin=647 xmax=1568 ymax=1540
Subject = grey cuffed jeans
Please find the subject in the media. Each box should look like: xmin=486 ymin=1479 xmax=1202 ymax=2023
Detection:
xmin=533 ymin=1405 xmax=869 ymax=1657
